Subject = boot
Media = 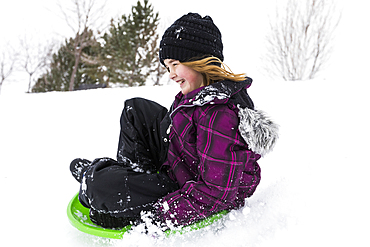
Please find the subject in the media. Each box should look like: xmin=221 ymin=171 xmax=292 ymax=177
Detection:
xmin=89 ymin=209 xmax=134 ymax=229
xmin=70 ymin=158 xmax=91 ymax=183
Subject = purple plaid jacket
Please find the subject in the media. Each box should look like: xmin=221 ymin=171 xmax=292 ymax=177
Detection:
xmin=155 ymin=78 xmax=279 ymax=227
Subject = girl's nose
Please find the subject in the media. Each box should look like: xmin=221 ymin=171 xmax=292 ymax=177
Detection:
xmin=169 ymin=70 xmax=177 ymax=80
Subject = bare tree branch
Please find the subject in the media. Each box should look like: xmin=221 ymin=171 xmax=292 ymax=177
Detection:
xmin=0 ymin=45 xmax=18 ymax=95
xmin=19 ymin=36 xmax=56 ymax=93
xmin=264 ymin=0 xmax=341 ymax=81
xmin=57 ymin=0 xmax=107 ymax=91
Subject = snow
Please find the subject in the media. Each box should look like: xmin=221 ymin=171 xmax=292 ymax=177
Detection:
xmin=1 ymin=0 xmax=370 ymax=246
xmin=1 ymin=77 xmax=369 ymax=247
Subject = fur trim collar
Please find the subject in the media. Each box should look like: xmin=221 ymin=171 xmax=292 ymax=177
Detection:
xmin=238 ymin=105 xmax=279 ymax=156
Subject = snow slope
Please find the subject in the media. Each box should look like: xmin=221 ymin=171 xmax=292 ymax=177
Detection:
xmin=1 ymin=0 xmax=370 ymax=246
xmin=1 ymin=76 xmax=369 ymax=247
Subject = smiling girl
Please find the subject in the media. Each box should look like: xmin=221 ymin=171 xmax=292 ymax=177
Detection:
xmin=164 ymin=59 xmax=204 ymax=95
xmin=70 ymin=13 xmax=279 ymax=231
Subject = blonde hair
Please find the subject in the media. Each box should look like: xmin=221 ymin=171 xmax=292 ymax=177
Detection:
xmin=181 ymin=56 xmax=247 ymax=86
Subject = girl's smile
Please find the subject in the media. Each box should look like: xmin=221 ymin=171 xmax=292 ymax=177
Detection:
xmin=164 ymin=59 xmax=204 ymax=95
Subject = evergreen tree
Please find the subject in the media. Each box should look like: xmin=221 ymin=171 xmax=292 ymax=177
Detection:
xmin=32 ymin=29 xmax=105 ymax=93
xmin=101 ymin=0 xmax=160 ymax=86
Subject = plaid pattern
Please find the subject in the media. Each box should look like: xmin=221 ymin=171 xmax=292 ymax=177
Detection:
xmin=155 ymin=80 xmax=262 ymax=227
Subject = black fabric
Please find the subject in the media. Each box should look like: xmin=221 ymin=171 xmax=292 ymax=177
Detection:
xmin=75 ymin=98 xmax=179 ymax=228
xmin=159 ymin=12 xmax=223 ymax=65
xmin=89 ymin=209 xmax=135 ymax=229
xmin=116 ymin=97 xmax=169 ymax=172
xmin=70 ymin=158 xmax=91 ymax=183
xmin=227 ymin=78 xmax=255 ymax=110
xmin=158 ymin=103 xmax=174 ymax=168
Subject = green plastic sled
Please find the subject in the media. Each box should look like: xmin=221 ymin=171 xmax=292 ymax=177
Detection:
xmin=67 ymin=193 xmax=228 ymax=239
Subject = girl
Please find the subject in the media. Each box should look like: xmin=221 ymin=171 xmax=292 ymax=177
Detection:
xmin=70 ymin=13 xmax=278 ymax=231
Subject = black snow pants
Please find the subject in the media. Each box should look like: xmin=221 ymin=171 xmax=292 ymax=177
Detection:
xmin=78 ymin=98 xmax=179 ymax=227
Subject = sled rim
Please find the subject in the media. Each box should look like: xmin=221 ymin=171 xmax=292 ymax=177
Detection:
xmin=165 ymin=209 xmax=228 ymax=236
xmin=67 ymin=192 xmax=228 ymax=239
xmin=67 ymin=193 xmax=131 ymax=239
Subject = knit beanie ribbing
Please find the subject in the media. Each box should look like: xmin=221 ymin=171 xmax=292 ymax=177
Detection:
xmin=159 ymin=13 xmax=223 ymax=65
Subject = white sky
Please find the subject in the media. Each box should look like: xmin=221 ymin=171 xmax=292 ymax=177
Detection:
xmin=0 ymin=0 xmax=369 ymax=92
xmin=0 ymin=0 xmax=272 ymax=58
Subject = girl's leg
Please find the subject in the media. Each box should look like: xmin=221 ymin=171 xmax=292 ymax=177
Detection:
xmin=116 ymin=97 xmax=168 ymax=172
xmin=78 ymin=158 xmax=178 ymax=228
xmin=75 ymin=97 xmax=177 ymax=228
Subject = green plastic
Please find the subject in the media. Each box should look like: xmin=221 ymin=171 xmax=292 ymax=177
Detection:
xmin=67 ymin=193 xmax=228 ymax=239
xmin=67 ymin=193 xmax=131 ymax=239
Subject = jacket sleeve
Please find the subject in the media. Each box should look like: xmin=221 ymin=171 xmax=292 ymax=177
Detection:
xmin=154 ymin=106 xmax=257 ymax=227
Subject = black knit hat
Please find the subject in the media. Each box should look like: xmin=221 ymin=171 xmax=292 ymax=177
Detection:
xmin=159 ymin=13 xmax=223 ymax=66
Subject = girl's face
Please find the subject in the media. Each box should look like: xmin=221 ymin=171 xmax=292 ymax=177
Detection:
xmin=164 ymin=59 xmax=204 ymax=95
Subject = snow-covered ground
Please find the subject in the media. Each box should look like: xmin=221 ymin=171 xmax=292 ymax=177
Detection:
xmin=1 ymin=76 xmax=369 ymax=247
xmin=1 ymin=0 xmax=370 ymax=246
